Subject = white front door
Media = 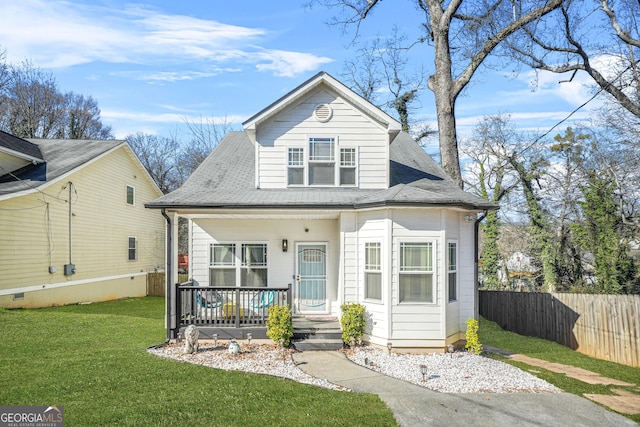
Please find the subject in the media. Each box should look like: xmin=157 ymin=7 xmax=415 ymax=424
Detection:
xmin=296 ymin=243 xmax=327 ymax=313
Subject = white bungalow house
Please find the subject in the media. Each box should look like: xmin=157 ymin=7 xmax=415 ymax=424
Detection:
xmin=146 ymin=72 xmax=495 ymax=350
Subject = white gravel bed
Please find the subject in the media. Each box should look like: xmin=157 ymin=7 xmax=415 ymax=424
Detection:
xmin=346 ymin=346 xmax=560 ymax=393
xmin=148 ymin=342 xmax=348 ymax=391
xmin=149 ymin=342 xmax=560 ymax=394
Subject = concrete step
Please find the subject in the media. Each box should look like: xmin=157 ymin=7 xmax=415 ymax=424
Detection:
xmin=293 ymin=338 xmax=344 ymax=351
xmin=292 ymin=317 xmax=343 ymax=351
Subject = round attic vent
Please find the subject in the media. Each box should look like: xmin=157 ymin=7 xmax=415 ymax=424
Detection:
xmin=313 ymin=103 xmax=333 ymax=122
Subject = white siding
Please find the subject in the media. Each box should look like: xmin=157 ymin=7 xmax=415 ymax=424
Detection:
xmin=256 ymin=89 xmax=388 ymax=189
xmin=191 ymin=218 xmax=341 ymax=316
xmin=390 ymin=209 xmax=446 ymax=343
xmin=355 ymin=210 xmax=391 ymax=343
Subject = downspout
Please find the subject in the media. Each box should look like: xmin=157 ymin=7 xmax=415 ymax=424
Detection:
xmin=474 ymin=210 xmax=488 ymax=320
xmin=161 ymin=208 xmax=174 ymax=340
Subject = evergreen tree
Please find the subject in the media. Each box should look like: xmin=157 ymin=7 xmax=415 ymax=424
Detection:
xmin=572 ymin=172 xmax=636 ymax=293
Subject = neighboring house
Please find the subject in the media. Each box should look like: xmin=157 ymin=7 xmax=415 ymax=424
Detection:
xmin=147 ymin=72 xmax=495 ymax=350
xmin=0 ymin=131 xmax=165 ymax=308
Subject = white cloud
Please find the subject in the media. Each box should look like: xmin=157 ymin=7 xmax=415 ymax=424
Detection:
xmin=0 ymin=0 xmax=332 ymax=78
xmin=254 ymin=49 xmax=333 ymax=77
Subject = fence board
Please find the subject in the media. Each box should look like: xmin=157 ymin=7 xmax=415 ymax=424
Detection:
xmin=146 ymin=273 xmax=188 ymax=297
xmin=479 ymin=290 xmax=640 ymax=367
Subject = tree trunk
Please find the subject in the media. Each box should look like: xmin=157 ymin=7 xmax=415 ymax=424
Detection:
xmin=428 ymin=5 xmax=463 ymax=187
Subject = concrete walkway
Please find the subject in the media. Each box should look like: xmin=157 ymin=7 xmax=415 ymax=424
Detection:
xmin=292 ymin=351 xmax=638 ymax=427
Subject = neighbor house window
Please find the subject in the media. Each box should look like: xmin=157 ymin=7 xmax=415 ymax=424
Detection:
xmin=308 ymin=137 xmax=335 ymax=185
xmin=128 ymin=237 xmax=137 ymax=261
xmin=126 ymin=185 xmax=135 ymax=205
xmin=364 ymin=242 xmax=382 ymax=301
xmin=288 ymin=148 xmax=304 ymax=185
xmin=399 ymin=242 xmax=434 ymax=303
xmin=340 ymin=148 xmax=357 ymax=186
xmin=448 ymin=242 xmax=458 ymax=302
xmin=241 ymin=244 xmax=268 ymax=287
xmin=210 ymin=243 xmax=236 ymax=286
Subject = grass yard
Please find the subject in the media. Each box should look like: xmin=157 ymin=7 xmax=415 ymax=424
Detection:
xmin=0 ymin=297 xmax=397 ymax=426
xmin=479 ymin=316 xmax=640 ymax=423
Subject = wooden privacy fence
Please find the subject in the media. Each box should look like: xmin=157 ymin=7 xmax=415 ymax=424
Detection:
xmin=479 ymin=290 xmax=640 ymax=367
xmin=146 ymin=273 xmax=188 ymax=297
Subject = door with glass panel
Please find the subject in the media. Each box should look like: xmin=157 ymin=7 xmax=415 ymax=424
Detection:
xmin=296 ymin=244 xmax=327 ymax=313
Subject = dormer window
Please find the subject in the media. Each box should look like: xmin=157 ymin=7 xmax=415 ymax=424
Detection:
xmin=340 ymin=148 xmax=357 ymax=186
xmin=287 ymin=148 xmax=304 ymax=186
xmin=287 ymin=137 xmax=358 ymax=187
xmin=309 ymin=137 xmax=335 ymax=186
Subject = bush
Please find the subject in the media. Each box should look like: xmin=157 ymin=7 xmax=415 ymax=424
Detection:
xmin=340 ymin=303 xmax=366 ymax=345
xmin=266 ymin=305 xmax=293 ymax=346
xmin=465 ymin=318 xmax=483 ymax=354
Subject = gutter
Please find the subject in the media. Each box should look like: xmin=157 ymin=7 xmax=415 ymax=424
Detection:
xmin=161 ymin=208 xmax=174 ymax=341
xmin=474 ymin=210 xmax=488 ymax=320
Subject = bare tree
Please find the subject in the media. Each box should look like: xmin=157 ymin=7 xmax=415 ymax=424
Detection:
xmin=0 ymin=60 xmax=63 ymax=138
xmin=62 ymin=92 xmax=112 ymax=140
xmin=126 ymin=132 xmax=181 ymax=194
xmin=508 ymin=0 xmax=640 ymax=119
xmin=178 ymin=115 xmax=234 ymax=183
xmin=0 ymin=59 xmax=112 ymax=140
xmin=341 ymin=29 xmax=435 ymax=144
xmin=313 ymin=0 xmax=564 ymax=187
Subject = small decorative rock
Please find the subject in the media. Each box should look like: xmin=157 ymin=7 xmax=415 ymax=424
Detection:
xmin=183 ymin=325 xmax=199 ymax=354
xmin=228 ymin=339 xmax=241 ymax=355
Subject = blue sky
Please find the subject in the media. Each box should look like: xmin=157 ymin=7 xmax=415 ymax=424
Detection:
xmin=0 ymin=0 xmax=598 ymax=151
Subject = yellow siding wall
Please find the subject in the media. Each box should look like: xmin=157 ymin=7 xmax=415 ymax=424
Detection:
xmin=0 ymin=145 xmax=165 ymax=308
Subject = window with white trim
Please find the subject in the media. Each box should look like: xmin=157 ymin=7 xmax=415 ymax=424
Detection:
xmin=128 ymin=236 xmax=137 ymax=261
xmin=308 ymin=137 xmax=335 ymax=185
xmin=209 ymin=243 xmax=268 ymax=287
xmin=241 ymin=244 xmax=268 ymax=287
xmin=399 ymin=242 xmax=434 ymax=303
xmin=126 ymin=185 xmax=135 ymax=205
xmin=448 ymin=242 xmax=458 ymax=302
xmin=364 ymin=242 xmax=382 ymax=301
xmin=287 ymin=148 xmax=304 ymax=185
xmin=210 ymin=243 xmax=236 ymax=286
xmin=340 ymin=148 xmax=357 ymax=186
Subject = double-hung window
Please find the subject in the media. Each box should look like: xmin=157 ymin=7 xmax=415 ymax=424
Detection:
xmin=308 ymin=137 xmax=335 ymax=185
xmin=399 ymin=242 xmax=434 ymax=303
xmin=210 ymin=243 xmax=237 ymax=286
xmin=128 ymin=237 xmax=137 ymax=261
xmin=126 ymin=185 xmax=135 ymax=205
xmin=448 ymin=242 xmax=458 ymax=302
xmin=340 ymin=148 xmax=357 ymax=186
xmin=287 ymin=148 xmax=304 ymax=185
xmin=364 ymin=242 xmax=382 ymax=301
xmin=210 ymin=243 xmax=268 ymax=287
xmin=241 ymin=244 xmax=268 ymax=287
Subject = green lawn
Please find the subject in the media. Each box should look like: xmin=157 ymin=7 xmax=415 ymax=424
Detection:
xmin=479 ymin=316 xmax=640 ymax=423
xmin=0 ymin=297 xmax=397 ymax=426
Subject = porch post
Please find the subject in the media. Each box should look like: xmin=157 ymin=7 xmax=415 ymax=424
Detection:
xmin=161 ymin=209 xmax=180 ymax=340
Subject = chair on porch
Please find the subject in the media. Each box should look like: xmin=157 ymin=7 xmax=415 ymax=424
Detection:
xmin=249 ymin=290 xmax=276 ymax=321
xmin=196 ymin=290 xmax=224 ymax=318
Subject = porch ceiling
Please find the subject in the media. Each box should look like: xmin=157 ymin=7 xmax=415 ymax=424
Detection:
xmin=179 ymin=209 xmax=341 ymax=220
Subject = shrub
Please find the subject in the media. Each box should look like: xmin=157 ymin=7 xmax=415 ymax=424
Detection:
xmin=465 ymin=318 xmax=483 ymax=354
xmin=266 ymin=305 xmax=293 ymax=346
xmin=340 ymin=303 xmax=366 ymax=345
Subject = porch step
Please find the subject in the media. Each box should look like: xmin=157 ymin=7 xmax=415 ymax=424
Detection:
xmin=292 ymin=317 xmax=343 ymax=351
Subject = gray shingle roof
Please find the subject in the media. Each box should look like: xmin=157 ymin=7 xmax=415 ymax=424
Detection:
xmin=0 ymin=130 xmax=44 ymax=162
xmin=0 ymin=138 xmax=123 ymax=197
xmin=146 ymin=131 xmax=496 ymax=211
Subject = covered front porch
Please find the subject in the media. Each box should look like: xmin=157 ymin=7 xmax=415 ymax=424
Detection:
xmin=174 ymin=281 xmax=292 ymax=339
